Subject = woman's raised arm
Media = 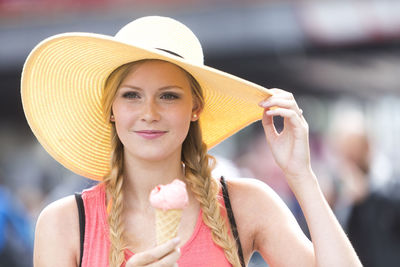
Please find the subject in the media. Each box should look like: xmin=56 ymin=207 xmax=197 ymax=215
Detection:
xmin=255 ymin=88 xmax=362 ymax=266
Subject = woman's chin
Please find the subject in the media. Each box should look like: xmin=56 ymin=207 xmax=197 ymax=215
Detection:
xmin=126 ymin=147 xmax=181 ymax=163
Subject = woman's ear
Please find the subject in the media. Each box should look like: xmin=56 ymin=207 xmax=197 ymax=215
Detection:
xmin=191 ymin=101 xmax=202 ymax=122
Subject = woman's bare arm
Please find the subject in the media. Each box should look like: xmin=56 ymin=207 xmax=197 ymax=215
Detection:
xmin=34 ymin=195 xmax=80 ymax=267
xmin=287 ymin=171 xmax=361 ymax=267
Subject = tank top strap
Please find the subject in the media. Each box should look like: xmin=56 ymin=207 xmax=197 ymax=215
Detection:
xmin=219 ymin=176 xmax=245 ymax=267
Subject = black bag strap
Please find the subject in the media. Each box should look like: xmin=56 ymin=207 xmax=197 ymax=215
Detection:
xmin=220 ymin=176 xmax=245 ymax=267
xmin=74 ymin=193 xmax=85 ymax=267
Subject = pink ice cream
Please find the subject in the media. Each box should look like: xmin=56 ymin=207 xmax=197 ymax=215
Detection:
xmin=149 ymin=179 xmax=189 ymax=211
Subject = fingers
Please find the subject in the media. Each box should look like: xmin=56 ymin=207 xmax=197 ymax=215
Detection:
xmin=265 ymin=108 xmax=303 ymax=129
xmin=259 ymin=89 xmax=302 ymax=115
xmin=147 ymin=250 xmax=180 ymax=267
xmin=259 ymin=89 xmax=308 ymax=137
xmin=126 ymin=237 xmax=180 ymax=266
xmin=261 ymin=109 xmax=279 ymax=138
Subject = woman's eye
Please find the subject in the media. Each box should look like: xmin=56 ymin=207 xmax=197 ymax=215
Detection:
xmin=161 ymin=93 xmax=179 ymax=100
xmin=122 ymin=91 xmax=140 ymax=99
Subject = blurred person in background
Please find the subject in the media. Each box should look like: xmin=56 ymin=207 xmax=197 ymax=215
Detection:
xmin=328 ymin=107 xmax=400 ymax=267
xmin=23 ymin=16 xmax=361 ymax=267
xmin=234 ymin=128 xmax=293 ymax=207
xmin=0 ymin=172 xmax=33 ymax=267
xmin=327 ymin=109 xmax=371 ymax=223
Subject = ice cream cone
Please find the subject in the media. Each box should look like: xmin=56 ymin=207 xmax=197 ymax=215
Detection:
xmin=149 ymin=179 xmax=188 ymax=245
xmin=155 ymin=208 xmax=183 ymax=245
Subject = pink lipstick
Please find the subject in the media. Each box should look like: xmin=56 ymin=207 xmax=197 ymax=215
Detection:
xmin=134 ymin=130 xmax=167 ymax=140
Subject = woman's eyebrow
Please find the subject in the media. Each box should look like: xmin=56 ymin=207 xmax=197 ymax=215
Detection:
xmin=119 ymin=85 xmax=142 ymax=90
xmin=159 ymin=85 xmax=184 ymax=91
xmin=119 ymin=85 xmax=184 ymax=91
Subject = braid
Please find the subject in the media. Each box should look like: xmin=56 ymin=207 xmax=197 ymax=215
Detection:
xmin=182 ymin=122 xmax=242 ymax=267
xmin=101 ymin=62 xmax=138 ymax=267
xmin=103 ymin=129 xmax=126 ymax=266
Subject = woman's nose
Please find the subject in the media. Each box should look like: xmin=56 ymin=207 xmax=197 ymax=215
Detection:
xmin=141 ymin=99 xmax=161 ymax=122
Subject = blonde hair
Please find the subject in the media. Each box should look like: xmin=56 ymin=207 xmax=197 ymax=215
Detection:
xmin=101 ymin=60 xmax=242 ymax=267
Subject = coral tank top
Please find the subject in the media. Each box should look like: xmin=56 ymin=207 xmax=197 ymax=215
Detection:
xmin=80 ymin=183 xmax=232 ymax=267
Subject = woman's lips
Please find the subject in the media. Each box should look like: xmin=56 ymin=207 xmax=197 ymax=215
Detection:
xmin=134 ymin=130 xmax=167 ymax=140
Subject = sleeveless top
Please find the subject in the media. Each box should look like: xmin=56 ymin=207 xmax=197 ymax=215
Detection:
xmin=80 ymin=183 xmax=233 ymax=267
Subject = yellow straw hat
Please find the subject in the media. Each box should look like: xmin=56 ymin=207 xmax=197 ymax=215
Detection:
xmin=21 ymin=16 xmax=271 ymax=180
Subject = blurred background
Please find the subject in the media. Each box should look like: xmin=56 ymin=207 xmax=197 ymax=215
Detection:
xmin=1 ymin=0 xmax=400 ymax=266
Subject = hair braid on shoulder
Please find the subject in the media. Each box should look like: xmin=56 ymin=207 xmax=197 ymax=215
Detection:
xmin=101 ymin=61 xmax=144 ymax=267
xmin=103 ymin=129 xmax=126 ymax=267
xmin=182 ymin=123 xmax=242 ymax=267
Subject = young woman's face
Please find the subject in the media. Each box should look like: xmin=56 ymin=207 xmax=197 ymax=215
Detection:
xmin=112 ymin=60 xmax=198 ymax=162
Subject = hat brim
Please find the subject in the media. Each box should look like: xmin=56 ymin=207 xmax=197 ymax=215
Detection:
xmin=21 ymin=33 xmax=272 ymax=180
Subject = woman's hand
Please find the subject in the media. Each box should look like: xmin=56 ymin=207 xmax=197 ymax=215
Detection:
xmin=258 ymin=89 xmax=312 ymax=182
xmin=126 ymin=238 xmax=181 ymax=267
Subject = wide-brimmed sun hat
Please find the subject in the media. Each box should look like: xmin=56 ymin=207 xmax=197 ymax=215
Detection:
xmin=21 ymin=16 xmax=272 ymax=181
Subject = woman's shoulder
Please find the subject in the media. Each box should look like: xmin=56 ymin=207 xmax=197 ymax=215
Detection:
xmin=220 ymin=178 xmax=278 ymax=254
xmin=224 ymin=179 xmax=293 ymax=233
xmin=224 ymin=177 xmax=294 ymax=220
xmin=223 ymin=177 xmax=309 ymax=258
xmin=36 ymin=195 xmax=79 ymax=228
xmin=34 ymin=195 xmax=80 ymax=266
xmin=223 ymin=177 xmax=282 ymax=205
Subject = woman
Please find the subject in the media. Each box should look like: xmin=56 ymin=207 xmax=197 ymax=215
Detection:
xmin=23 ymin=16 xmax=361 ymax=266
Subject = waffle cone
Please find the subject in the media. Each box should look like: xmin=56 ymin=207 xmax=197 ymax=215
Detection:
xmin=155 ymin=209 xmax=183 ymax=245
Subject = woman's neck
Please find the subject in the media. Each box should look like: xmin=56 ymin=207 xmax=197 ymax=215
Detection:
xmin=122 ymin=152 xmax=185 ymax=209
